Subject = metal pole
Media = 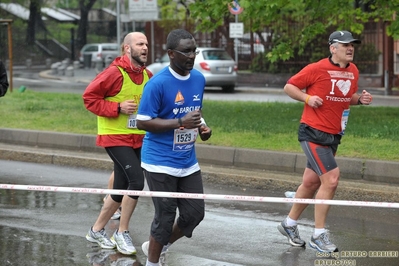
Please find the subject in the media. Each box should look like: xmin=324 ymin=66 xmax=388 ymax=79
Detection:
xmin=234 ymin=14 xmax=238 ymax=64
xmin=116 ymin=0 xmax=121 ymax=49
xmin=151 ymin=20 xmax=154 ymax=63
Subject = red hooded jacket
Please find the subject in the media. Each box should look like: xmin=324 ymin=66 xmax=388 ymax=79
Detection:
xmin=83 ymin=55 xmax=153 ymax=148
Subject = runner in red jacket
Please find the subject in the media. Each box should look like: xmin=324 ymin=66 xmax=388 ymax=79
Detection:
xmin=83 ymin=32 xmax=153 ymax=255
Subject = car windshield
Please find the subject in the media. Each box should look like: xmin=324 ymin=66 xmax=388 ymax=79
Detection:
xmin=84 ymin=45 xmax=98 ymax=52
xmin=103 ymin=45 xmax=118 ymax=51
xmin=202 ymin=50 xmax=232 ymax=60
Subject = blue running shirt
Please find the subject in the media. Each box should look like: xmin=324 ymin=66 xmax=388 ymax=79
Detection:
xmin=137 ymin=67 xmax=206 ymax=177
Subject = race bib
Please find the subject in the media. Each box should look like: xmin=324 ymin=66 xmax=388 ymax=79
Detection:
xmin=127 ymin=114 xmax=137 ymax=128
xmin=173 ymin=128 xmax=198 ymax=151
xmin=339 ymin=109 xmax=350 ymax=135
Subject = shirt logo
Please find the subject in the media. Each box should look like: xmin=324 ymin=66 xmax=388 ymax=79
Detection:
xmin=336 ymin=80 xmax=351 ymax=96
xmin=175 ymin=90 xmax=184 ymax=105
xmin=193 ymin=94 xmax=200 ymax=101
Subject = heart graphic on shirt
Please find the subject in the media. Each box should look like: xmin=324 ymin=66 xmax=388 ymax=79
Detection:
xmin=336 ymin=80 xmax=351 ymax=96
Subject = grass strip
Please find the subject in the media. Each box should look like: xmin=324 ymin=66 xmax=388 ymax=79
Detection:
xmin=1 ymin=90 xmax=398 ymax=161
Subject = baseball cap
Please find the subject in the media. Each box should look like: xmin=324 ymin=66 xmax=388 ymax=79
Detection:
xmin=328 ymin=30 xmax=361 ymax=45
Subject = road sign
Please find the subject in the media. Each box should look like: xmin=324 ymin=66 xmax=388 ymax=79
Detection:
xmin=229 ymin=22 xmax=243 ymax=38
xmin=228 ymin=0 xmax=244 ymax=15
xmin=129 ymin=0 xmax=158 ymax=21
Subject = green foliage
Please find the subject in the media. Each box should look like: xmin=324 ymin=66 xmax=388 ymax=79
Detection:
xmin=1 ymin=90 xmax=398 ymax=161
xmin=186 ymin=0 xmax=399 ymax=63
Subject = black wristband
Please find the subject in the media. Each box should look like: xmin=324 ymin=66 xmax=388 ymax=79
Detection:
xmin=178 ymin=117 xmax=184 ymax=129
xmin=357 ymin=96 xmax=363 ymax=105
xmin=117 ymin=103 xmax=121 ymax=113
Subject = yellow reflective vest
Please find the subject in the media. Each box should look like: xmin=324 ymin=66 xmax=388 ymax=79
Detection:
xmin=97 ymin=66 xmax=148 ymax=135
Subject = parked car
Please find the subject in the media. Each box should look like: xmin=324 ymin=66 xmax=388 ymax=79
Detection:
xmin=146 ymin=47 xmax=237 ymax=92
xmin=79 ymin=43 xmax=120 ymax=67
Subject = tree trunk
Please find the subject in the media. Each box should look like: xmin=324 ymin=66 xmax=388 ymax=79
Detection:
xmin=76 ymin=0 xmax=97 ymax=53
xmin=26 ymin=0 xmax=41 ymax=45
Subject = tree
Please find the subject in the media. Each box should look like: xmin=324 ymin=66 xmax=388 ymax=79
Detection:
xmin=26 ymin=0 xmax=43 ymax=44
xmin=75 ymin=0 xmax=97 ymax=52
xmin=188 ymin=0 xmax=399 ymax=62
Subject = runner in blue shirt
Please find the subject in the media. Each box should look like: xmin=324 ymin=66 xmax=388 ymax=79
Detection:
xmin=137 ymin=29 xmax=212 ymax=266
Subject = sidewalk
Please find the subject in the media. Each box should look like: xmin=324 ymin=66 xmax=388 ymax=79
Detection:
xmin=0 ymin=128 xmax=398 ymax=202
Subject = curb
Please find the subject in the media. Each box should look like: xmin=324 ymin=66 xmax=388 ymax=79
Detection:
xmin=1 ymin=128 xmax=399 ymax=185
xmin=1 ymin=140 xmax=398 ymax=203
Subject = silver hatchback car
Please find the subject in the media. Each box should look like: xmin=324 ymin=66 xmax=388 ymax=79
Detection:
xmin=146 ymin=47 xmax=237 ymax=92
xmin=79 ymin=43 xmax=120 ymax=67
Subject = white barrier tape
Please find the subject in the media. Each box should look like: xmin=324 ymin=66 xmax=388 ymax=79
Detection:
xmin=1 ymin=184 xmax=398 ymax=209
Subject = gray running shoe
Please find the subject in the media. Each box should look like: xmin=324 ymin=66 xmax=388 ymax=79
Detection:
xmin=86 ymin=227 xmax=116 ymax=249
xmin=111 ymin=230 xmax=137 ymax=255
xmin=309 ymin=231 xmax=338 ymax=252
xmin=111 ymin=207 xmax=121 ymax=220
xmin=277 ymin=219 xmax=306 ymax=247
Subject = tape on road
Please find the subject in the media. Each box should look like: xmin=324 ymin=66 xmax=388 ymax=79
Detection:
xmin=1 ymin=184 xmax=398 ymax=209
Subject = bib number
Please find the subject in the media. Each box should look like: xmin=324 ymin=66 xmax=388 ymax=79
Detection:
xmin=127 ymin=114 xmax=137 ymax=129
xmin=173 ymin=128 xmax=198 ymax=151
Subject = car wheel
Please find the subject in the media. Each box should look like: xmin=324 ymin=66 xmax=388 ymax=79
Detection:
xmin=221 ymin=85 xmax=235 ymax=93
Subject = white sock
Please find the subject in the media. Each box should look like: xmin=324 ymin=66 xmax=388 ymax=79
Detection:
xmin=313 ymin=228 xmax=326 ymax=238
xmin=285 ymin=216 xmax=297 ymax=227
xmin=146 ymin=259 xmax=159 ymax=266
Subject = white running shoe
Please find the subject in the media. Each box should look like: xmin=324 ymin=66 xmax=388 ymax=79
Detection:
xmin=111 ymin=230 xmax=137 ymax=255
xmin=86 ymin=227 xmax=116 ymax=249
xmin=141 ymin=241 xmax=168 ymax=257
xmin=111 ymin=207 xmax=122 ymax=220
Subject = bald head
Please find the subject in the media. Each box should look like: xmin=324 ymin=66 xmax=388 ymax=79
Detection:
xmin=123 ymin=32 xmax=149 ymax=67
xmin=124 ymin=32 xmax=146 ymax=45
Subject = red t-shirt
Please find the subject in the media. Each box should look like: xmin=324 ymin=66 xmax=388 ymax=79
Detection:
xmin=287 ymin=58 xmax=359 ymax=134
xmin=82 ymin=55 xmax=153 ymax=148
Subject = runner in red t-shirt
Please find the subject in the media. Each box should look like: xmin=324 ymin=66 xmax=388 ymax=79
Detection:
xmin=277 ymin=30 xmax=373 ymax=253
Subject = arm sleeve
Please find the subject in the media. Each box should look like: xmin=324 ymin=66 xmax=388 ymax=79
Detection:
xmin=82 ymin=66 xmax=123 ymax=117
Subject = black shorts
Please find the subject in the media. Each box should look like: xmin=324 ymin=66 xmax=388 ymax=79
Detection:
xmin=144 ymin=169 xmax=205 ymax=245
xmin=298 ymin=123 xmax=341 ymax=175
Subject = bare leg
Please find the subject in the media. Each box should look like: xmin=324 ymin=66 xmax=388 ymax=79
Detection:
xmin=92 ymin=195 xmax=120 ymax=231
xmin=168 ymin=222 xmax=184 ymax=244
xmin=314 ymin=167 xmax=340 ymax=228
xmin=148 ymin=235 xmax=164 ymax=263
xmin=148 ymin=222 xmax=185 ymax=263
xmin=288 ymin=168 xmax=321 ymax=220
xmin=108 ymin=171 xmax=114 ymax=189
xmin=118 ymin=196 xmax=138 ymax=232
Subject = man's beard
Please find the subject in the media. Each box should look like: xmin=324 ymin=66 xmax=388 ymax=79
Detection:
xmin=131 ymin=54 xmax=145 ymax=67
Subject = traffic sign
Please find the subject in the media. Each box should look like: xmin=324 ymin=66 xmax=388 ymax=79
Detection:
xmin=129 ymin=0 xmax=158 ymax=21
xmin=228 ymin=0 xmax=244 ymax=15
xmin=230 ymin=22 xmax=244 ymax=38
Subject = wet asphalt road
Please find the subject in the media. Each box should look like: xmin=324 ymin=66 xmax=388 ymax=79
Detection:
xmin=0 ymin=160 xmax=398 ymax=266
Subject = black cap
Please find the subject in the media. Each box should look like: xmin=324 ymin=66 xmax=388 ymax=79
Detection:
xmin=328 ymin=31 xmax=361 ymax=45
